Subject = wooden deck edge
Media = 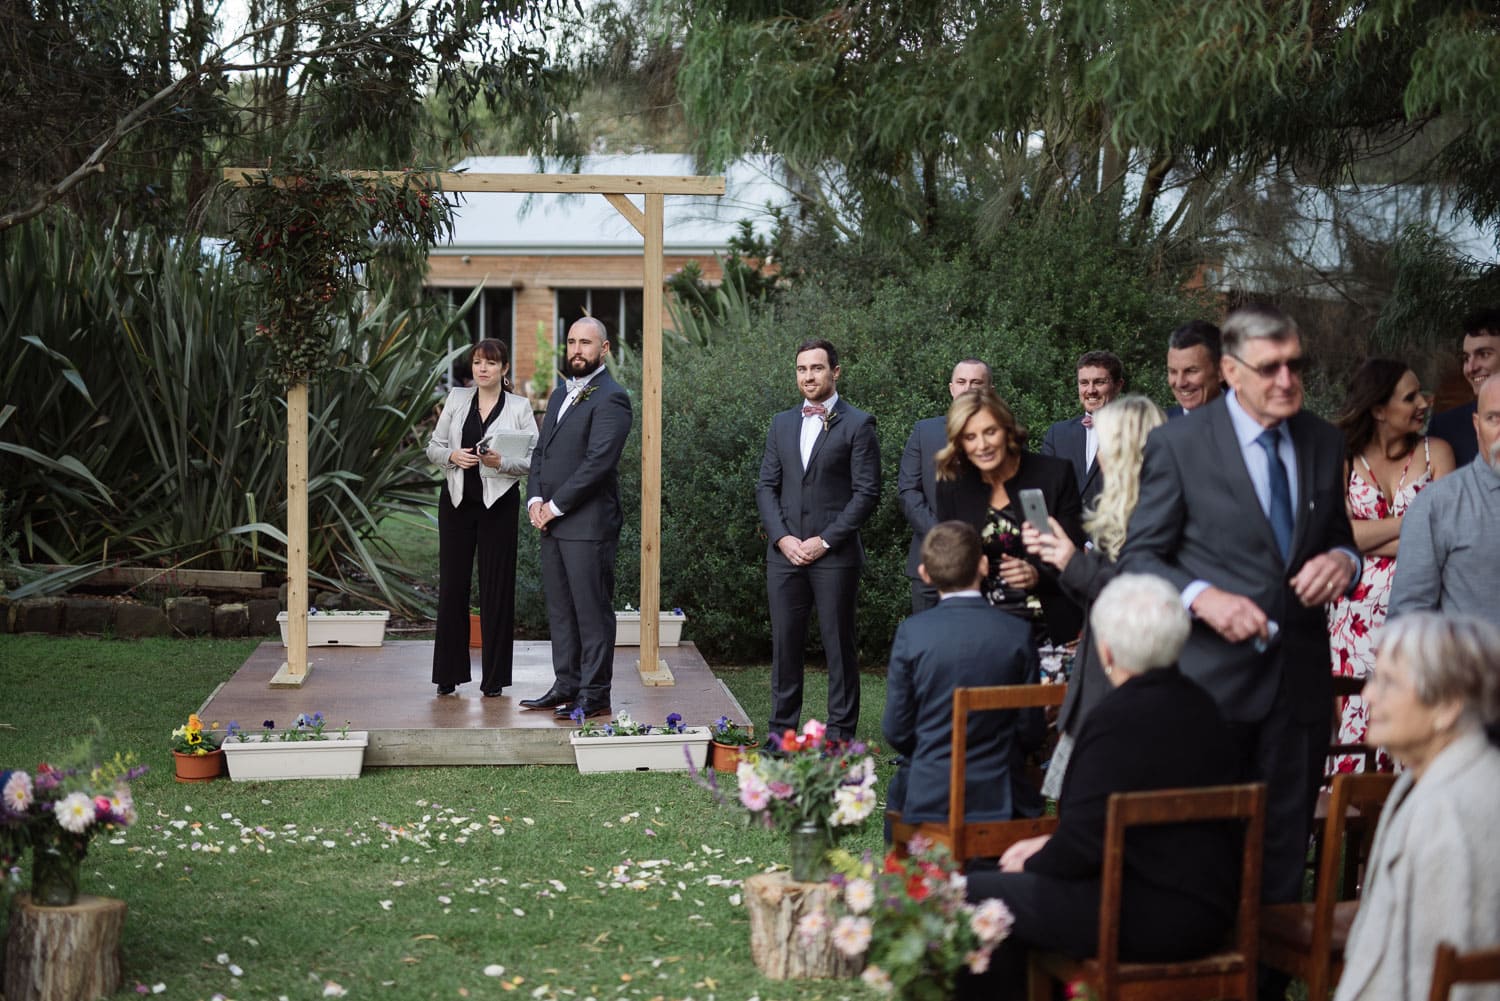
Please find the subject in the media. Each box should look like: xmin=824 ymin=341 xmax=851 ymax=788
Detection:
xmin=366 ymin=727 xmax=575 ymax=766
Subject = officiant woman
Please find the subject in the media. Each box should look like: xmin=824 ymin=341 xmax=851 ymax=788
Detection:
xmin=425 ymin=338 xmax=538 ymax=697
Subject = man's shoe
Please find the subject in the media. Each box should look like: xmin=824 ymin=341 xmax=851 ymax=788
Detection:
xmin=518 ymin=686 xmax=576 ymax=711
xmin=556 ymin=700 xmax=611 ymax=720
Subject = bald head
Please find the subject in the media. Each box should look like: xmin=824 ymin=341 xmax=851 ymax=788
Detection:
xmin=1476 ymin=376 xmax=1500 ymax=471
xmin=564 ymin=317 xmax=610 ymax=378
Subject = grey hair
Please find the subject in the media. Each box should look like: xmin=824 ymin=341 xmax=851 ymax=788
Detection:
xmin=1221 ymin=304 xmax=1299 ymax=358
xmin=1378 ymin=613 xmax=1500 ymax=727
xmin=1089 ymin=573 xmax=1191 ymax=675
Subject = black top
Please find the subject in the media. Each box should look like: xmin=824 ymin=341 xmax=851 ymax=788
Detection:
xmin=459 ymin=393 xmax=502 ymax=502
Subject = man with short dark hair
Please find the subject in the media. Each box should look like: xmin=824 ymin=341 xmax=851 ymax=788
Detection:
xmin=1165 ymin=320 xmax=1223 ymax=417
xmin=756 ymin=339 xmax=881 ymax=746
xmin=882 ymin=521 xmax=1041 ymax=833
xmin=1042 ymin=350 xmax=1124 ymax=506
xmin=1428 ymin=308 xmax=1500 ymax=466
xmin=899 ymin=358 xmax=992 ymax=612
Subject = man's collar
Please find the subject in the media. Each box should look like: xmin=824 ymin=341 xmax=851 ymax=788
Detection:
xmin=1224 ymin=389 xmax=1287 ymax=446
xmin=939 ymin=589 xmax=982 ymax=601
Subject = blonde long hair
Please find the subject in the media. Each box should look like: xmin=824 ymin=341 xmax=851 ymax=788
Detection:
xmin=1085 ymin=395 xmax=1166 ymax=560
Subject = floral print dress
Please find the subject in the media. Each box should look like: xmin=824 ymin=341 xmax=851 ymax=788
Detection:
xmin=1327 ymin=439 xmax=1434 ymax=772
xmin=980 ymin=506 xmax=1041 ymax=623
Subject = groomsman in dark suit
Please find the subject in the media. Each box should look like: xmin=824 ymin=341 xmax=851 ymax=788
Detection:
xmin=756 ymin=339 xmax=881 ymax=745
xmin=898 ymin=359 xmax=991 ymax=612
xmin=1164 ymin=320 xmax=1223 ymax=418
xmin=1120 ymin=305 xmax=1360 ymax=919
xmin=1427 ymin=308 xmax=1499 ymax=466
xmin=519 ymin=317 xmax=633 ymax=720
xmin=1040 ymin=350 xmax=1124 ymax=507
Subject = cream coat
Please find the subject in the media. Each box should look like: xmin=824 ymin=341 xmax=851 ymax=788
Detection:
xmin=425 ymin=388 xmax=537 ymax=508
xmin=1333 ymin=730 xmax=1500 ymax=1001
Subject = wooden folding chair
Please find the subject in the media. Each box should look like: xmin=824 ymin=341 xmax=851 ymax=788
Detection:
xmin=1428 ymin=942 xmax=1500 ymax=1001
xmin=1262 ymin=771 xmax=1397 ymax=1001
xmin=1028 ymin=782 xmax=1267 ymax=1001
xmin=887 ymin=683 xmax=1066 ymax=863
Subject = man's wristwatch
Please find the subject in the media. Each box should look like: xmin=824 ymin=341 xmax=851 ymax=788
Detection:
xmin=820 ymin=538 xmax=830 ymax=550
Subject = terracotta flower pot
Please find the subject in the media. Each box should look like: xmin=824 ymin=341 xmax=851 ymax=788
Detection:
xmin=469 ymin=613 xmax=483 ymax=648
xmin=173 ymin=748 xmax=226 ymax=783
xmin=710 ymin=740 xmax=747 ymax=774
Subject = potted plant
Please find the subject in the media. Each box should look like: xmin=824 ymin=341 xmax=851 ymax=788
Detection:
xmin=469 ymin=606 xmax=482 ymax=648
xmin=708 ymin=716 xmax=756 ymax=774
xmin=220 ymin=713 xmax=368 ymax=781
xmin=170 ymin=713 xmax=225 ymax=782
xmin=568 ymin=711 xmax=711 ymax=773
xmin=614 ymin=604 xmax=688 ymax=647
xmin=276 ymin=608 xmax=390 ymax=647
xmin=812 ymin=837 xmax=1015 ymax=998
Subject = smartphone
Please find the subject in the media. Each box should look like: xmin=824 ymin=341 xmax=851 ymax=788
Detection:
xmin=1019 ymin=488 xmax=1051 ymax=536
xmin=475 ymin=442 xmax=490 ymax=455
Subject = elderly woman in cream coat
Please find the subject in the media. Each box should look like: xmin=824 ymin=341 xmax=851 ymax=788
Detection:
xmin=425 ymin=338 xmax=537 ymax=698
xmin=1333 ymin=613 xmax=1500 ymax=1001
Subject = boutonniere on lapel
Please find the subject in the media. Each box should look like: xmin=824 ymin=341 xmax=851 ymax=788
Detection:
xmin=575 ymin=385 xmax=597 ymax=405
xmin=820 ymin=406 xmax=839 ymax=432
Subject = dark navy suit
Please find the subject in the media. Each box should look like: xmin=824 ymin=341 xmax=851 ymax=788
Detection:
xmin=1040 ymin=414 xmax=1103 ymax=508
xmin=1428 ymin=400 xmax=1478 ymax=466
xmin=897 ymin=416 xmax=947 ymax=611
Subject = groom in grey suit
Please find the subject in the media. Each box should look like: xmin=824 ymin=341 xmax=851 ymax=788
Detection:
xmin=520 ymin=317 xmax=633 ymax=719
xmin=756 ymin=339 xmax=881 ymax=745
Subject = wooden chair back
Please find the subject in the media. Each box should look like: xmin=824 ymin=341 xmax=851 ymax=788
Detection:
xmin=1029 ymin=782 xmax=1267 ymax=1001
xmin=888 ymin=683 xmax=1066 ymax=863
xmin=1428 ymin=943 xmax=1500 ymax=1001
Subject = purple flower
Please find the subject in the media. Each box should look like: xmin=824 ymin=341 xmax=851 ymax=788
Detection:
xmin=262 ymin=720 xmax=275 ymax=731
xmin=569 ymin=705 xmax=585 ymax=725
xmin=666 ymin=712 xmax=683 ymax=732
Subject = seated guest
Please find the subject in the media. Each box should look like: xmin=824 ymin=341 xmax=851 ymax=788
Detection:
xmin=1333 ymin=613 xmax=1500 ymax=1001
xmin=883 ymin=521 xmax=1044 ymax=836
xmin=1165 ymin=319 xmax=1224 ymax=417
xmin=963 ymin=574 xmax=1243 ymax=999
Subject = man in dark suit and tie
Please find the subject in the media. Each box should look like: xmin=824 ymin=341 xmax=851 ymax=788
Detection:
xmin=1120 ymin=305 xmax=1360 ymax=922
xmin=883 ymin=520 xmax=1042 ymax=831
xmin=519 ymin=317 xmax=633 ymax=720
xmin=1164 ymin=319 xmax=1223 ymax=418
xmin=756 ymin=338 xmax=881 ymax=746
xmin=898 ymin=358 xmax=992 ymax=612
xmin=1040 ymin=350 xmax=1124 ymax=507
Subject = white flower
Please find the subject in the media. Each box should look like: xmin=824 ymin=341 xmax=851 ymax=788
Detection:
xmin=843 ymin=877 xmax=875 ymax=914
xmin=2 ymin=771 xmax=32 ymax=813
xmin=860 ymin=965 xmax=893 ymax=992
xmin=966 ymin=948 xmax=992 ymax=974
xmin=830 ymin=784 xmax=876 ymax=826
xmin=831 ymin=915 xmax=872 ymax=957
xmin=614 ymin=711 xmax=634 ymax=731
xmin=55 ymin=792 xmax=95 ymax=834
xmin=970 ymin=897 xmax=1015 ymax=945
xmin=796 ymin=910 xmax=829 ymax=942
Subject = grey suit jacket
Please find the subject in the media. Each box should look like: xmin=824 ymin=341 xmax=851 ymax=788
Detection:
xmin=898 ymin=416 xmax=947 ymax=578
xmin=755 ymin=401 xmax=881 ymax=568
xmin=1041 ymin=414 xmax=1103 ymax=507
xmin=527 ymin=369 xmax=633 ymax=541
xmin=1119 ymin=395 xmax=1356 ymax=724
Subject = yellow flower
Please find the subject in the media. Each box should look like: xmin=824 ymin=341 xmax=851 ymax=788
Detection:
xmin=186 ymin=730 xmax=202 ymax=746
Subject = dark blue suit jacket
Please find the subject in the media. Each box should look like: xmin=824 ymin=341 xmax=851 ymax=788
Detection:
xmin=1428 ymin=400 xmax=1478 ymax=466
xmin=898 ymin=416 xmax=947 ymax=578
xmin=882 ymin=595 xmax=1043 ymax=823
xmin=1040 ymin=414 xmax=1103 ymax=507
xmin=527 ymin=369 xmax=633 ymax=541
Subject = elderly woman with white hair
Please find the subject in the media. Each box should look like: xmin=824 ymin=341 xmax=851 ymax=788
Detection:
xmin=962 ymin=574 xmax=1244 ymax=998
xmin=1333 ymin=613 xmax=1500 ymax=1001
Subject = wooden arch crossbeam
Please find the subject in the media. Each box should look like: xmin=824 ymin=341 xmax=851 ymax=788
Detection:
xmin=224 ymin=168 xmax=726 ymax=688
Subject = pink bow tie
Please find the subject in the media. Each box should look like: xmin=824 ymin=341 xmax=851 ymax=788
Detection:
xmin=1081 ymin=413 xmax=1094 ymax=428
xmin=802 ymin=403 xmax=827 ymax=418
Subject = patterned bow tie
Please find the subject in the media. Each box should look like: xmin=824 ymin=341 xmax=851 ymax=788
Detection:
xmin=1081 ymin=413 xmax=1094 ymax=428
xmin=802 ymin=403 xmax=827 ymax=418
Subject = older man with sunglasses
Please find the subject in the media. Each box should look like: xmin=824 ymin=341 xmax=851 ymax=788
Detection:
xmin=1120 ymin=305 xmax=1359 ymax=1000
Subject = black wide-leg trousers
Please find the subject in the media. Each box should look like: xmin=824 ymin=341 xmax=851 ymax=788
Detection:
xmin=432 ymin=484 xmax=519 ymax=692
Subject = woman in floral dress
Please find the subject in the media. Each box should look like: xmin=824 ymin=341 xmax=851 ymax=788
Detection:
xmin=1327 ymin=359 xmax=1454 ymax=769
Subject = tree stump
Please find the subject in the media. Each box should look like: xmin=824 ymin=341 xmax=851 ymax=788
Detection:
xmin=744 ymin=872 xmax=862 ymax=980
xmin=4 ymin=894 xmax=126 ymax=1001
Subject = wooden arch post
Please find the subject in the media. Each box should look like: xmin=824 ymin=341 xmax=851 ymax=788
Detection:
xmin=226 ymin=169 xmax=724 ymax=688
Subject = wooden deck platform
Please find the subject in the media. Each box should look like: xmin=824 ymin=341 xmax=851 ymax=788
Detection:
xmin=197 ymin=640 xmax=748 ymax=767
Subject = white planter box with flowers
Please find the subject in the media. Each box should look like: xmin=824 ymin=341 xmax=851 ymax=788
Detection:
xmin=221 ymin=714 xmax=368 ymax=781
xmin=568 ymin=711 xmax=710 ymax=773
xmin=277 ymin=609 xmax=389 ymax=647
xmin=613 ymin=607 xmax=686 ymax=647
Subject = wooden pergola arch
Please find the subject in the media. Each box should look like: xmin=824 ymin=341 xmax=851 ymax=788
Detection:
xmin=226 ymin=168 xmax=726 ymax=688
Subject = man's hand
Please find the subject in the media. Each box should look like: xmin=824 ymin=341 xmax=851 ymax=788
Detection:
xmin=1290 ymin=551 xmax=1357 ymax=608
xmin=999 ymin=834 xmax=1051 ymax=873
xmin=796 ymin=536 xmax=829 ymax=564
xmin=776 ymin=536 xmax=806 ymax=565
xmin=1191 ymin=586 xmax=1270 ymax=645
xmin=528 ymin=501 xmax=557 ymax=531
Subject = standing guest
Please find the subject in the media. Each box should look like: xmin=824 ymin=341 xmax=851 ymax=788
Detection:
xmin=1327 ymin=359 xmax=1454 ymax=768
xmin=425 ymin=338 xmax=537 ymax=697
xmin=1021 ymin=394 xmax=1166 ymax=795
xmin=1165 ymin=320 xmax=1224 ymax=417
xmin=899 ymin=359 xmax=992 ymax=612
xmin=518 ymin=317 xmax=633 ymax=720
xmin=755 ymin=339 xmax=880 ymax=747
xmin=1042 ymin=350 xmax=1125 ymax=507
xmin=883 ymin=521 xmax=1042 ymax=834
xmin=1120 ymin=304 xmax=1359 ymax=920
xmin=1332 ymin=614 xmax=1500 ymax=1001
xmin=936 ymin=390 xmax=1085 ymax=646
xmin=961 ymin=574 xmax=1244 ymax=1000
xmin=1389 ymin=375 xmax=1500 ymax=625
xmin=1427 ymin=308 xmax=1499 ymax=466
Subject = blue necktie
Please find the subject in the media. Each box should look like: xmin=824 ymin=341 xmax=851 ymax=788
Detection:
xmin=1256 ymin=428 xmax=1294 ymax=561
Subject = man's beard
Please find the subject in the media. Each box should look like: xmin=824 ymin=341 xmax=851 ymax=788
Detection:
xmin=1488 ymin=438 xmax=1500 ymax=475
xmin=566 ymin=355 xmax=602 ymax=378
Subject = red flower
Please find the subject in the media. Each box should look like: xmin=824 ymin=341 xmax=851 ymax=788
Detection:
xmin=883 ymin=853 xmax=905 ymax=875
xmin=1350 ymin=615 xmax=1369 ymax=639
xmin=1351 ymin=582 xmax=1371 ymax=602
xmin=906 ymin=874 xmax=931 ymax=902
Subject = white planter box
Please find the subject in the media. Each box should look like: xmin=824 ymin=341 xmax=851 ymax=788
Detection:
xmin=222 ymin=732 xmax=369 ymax=781
xmin=277 ymin=611 xmax=389 ymax=647
xmin=570 ymin=727 xmax=711 ymax=773
xmin=614 ymin=610 xmax=686 ymax=647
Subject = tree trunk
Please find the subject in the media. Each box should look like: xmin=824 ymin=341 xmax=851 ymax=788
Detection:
xmin=744 ymin=872 xmax=862 ymax=980
xmin=4 ymin=894 xmax=126 ymax=1001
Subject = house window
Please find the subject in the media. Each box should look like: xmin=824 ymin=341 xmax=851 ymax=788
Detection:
xmin=555 ymin=288 xmax=644 ymax=356
xmin=430 ymin=286 xmax=514 ymax=385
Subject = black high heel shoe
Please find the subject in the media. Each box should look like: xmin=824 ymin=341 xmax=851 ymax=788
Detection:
xmin=436 ymin=684 xmax=457 ymax=695
xmin=482 ymin=688 xmax=505 ymax=698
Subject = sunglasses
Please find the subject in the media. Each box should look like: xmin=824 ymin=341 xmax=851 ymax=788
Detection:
xmin=1228 ymin=353 xmax=1308 ymax=379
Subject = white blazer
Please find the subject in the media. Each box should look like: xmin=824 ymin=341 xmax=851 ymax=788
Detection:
xmin=425 ymin=387 xmax=538 ymax=508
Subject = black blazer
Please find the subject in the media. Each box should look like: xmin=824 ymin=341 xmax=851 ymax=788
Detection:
xmin=1053 ymin=547 xmax=1118 ymax=738
xmin=527 ymin=369 xmax=633 ymax=541
xmin=897 ymin=416 xmax=947 ymax=579
xmin=1119 ymin=395 xmax=1356 ymax=724
xmin=882 ymin=595 xmax=1043 ymax=823
xmin=1428 ymin=400 xmax=1478 ymax=467
xmin=1041 ymin=415 xmax=1103 ymax=508
xmin=755 ymin=400 xmax=881 ymax=568
xmin=934 ymin=452 xmax=1087 ymax=643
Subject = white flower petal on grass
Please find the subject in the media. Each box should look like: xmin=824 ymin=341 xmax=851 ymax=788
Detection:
xmin=216 ymin=953 xmax=231 ymax=965
xmin=379 ymin=900 xmax=393 ymax=910
xmin=484 ymin=965 xmax=506 ymax=977
xmin=322 ymin=982 xmax=347 ymax=997
xmin=151 ymin=985 xmax=166 ymax=994
xmin=229 ymin=964 xmax=243 ymax=977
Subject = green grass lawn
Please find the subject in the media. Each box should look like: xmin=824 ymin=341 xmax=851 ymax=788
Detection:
xmin=0 ymin=635 xmax=891 ymax=1001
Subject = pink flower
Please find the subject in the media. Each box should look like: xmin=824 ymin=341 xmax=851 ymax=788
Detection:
xmin=767 ymin=781 xmax=795 ymax=800
xmin=802 ymin=719 xmax=826 ymax=745
xmin=971 ymin=897 xmax=1015 ymax=945
xmin=966 ymin=948 xmax=992 ymax=974
xmin=831 ymin=915 xmax=872 ymax=957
